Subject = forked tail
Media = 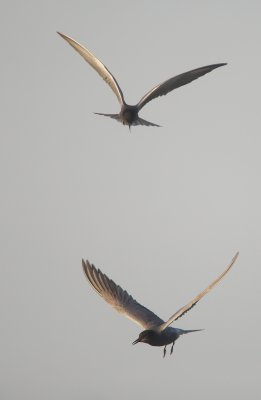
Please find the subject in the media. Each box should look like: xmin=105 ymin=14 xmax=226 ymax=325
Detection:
xmin=94 ymin=113 xmax=161 ymax=127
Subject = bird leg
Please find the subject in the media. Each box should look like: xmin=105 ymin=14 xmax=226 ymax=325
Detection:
xmin=163 ymin=346 xmax=167 ymax=358
xmin=170 ymin=342 xmax=175 ymax=355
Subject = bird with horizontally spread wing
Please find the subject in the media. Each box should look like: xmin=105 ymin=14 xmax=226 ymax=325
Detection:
xmin=82 ymin=252 xmax=238 ymax=357
xmin=58 ymin=32 xmax=226 ymax=129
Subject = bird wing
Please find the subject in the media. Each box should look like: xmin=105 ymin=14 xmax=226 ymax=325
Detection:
xmin=82 ymin=260 xmax=164 ymax=329
xmin=137 ymin=63 xmax=227 ymax=111
xmin=157 ymin=252 xmax=239 ymax=333
xmin=57 ymin=32 xmax=125 ymax=105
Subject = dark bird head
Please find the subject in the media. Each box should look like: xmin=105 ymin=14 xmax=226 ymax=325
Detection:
xmin=132 ymin=330 xmax=155 ymax=345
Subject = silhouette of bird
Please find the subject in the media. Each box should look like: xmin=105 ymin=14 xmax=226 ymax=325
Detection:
xmin=57 ymin=32 xmax=226 ymax=129
xmin=82 ymin=252 xmax=238 ymax=357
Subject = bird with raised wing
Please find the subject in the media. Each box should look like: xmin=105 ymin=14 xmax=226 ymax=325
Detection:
xmin=82 ymin=252 xmax=238 ymax=357
xmin=58 ymin=32 xmax=226 ymax=129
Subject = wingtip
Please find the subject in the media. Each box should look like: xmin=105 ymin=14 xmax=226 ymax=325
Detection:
xmin=208 ymin=62 xmax=227 ymax=70
xmin=57 ymin=31 xmax=67 ymax=40
xmin=233 ymin=251 xmax=240 ymax=261
xmin=216 ymin=62 xmax=227 ymax=67
xmin=225 ymin=251 xmax=239 ymax=269
xmin=82 ymin=259 xmax=87 ymax=273
xmin=82 ymin=258 xmax=92 ymax=272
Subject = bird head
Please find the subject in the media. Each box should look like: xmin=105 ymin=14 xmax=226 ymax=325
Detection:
xmin=132 ymin=330 xmax=155 ymax=345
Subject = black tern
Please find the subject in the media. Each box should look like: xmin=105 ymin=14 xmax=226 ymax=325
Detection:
xmin=58 ymin=32 xmax=226 ymax=128
xmin=82 ymin=252 xmax=238 ymax=357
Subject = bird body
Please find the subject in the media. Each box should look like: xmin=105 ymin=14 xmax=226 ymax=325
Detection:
xmin=133 ymin=328 xmax=179 ymax=347
xmin=95 ymin=103 xmax=161 ymax=127
xmin=133 ymin=327 xmax=203 ymax=357
xmin=82 ymin=252 xmax=238 ymax=357
xmin=133 ymin=327 xmax=194 ymax=346
xmin=58 ymin=32 xmax=226 ymax=128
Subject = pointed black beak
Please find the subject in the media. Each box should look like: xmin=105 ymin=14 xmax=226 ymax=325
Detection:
xmin=132 ymin=338 xmax=140 ymax=345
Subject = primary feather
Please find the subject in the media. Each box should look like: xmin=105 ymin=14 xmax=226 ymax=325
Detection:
xmin=57 ymin=32 xmax=124 ymax=105
xmin=157 ymin=252 xmax=239 ymax=332
xmin=82 ymin=260 xmax=164 ymax=329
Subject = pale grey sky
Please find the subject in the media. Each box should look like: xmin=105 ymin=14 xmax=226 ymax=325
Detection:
xmin=1 ymin=1 xmax=260 ymax=399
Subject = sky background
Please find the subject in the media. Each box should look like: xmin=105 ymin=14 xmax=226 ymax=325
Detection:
xmin=1 ymin=1 xmax=261 ymax=399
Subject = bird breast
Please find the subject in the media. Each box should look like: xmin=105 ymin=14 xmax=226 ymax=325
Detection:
xmin=147 ymin=329 xmax=177 ymax=347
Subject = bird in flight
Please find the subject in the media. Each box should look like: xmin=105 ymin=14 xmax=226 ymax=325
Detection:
xmin=58 ymin=32 xmax=226 ymax=129
xmin=82 ymin=252 xmax=238 ymax=357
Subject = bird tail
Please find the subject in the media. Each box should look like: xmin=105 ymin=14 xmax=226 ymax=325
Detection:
xmin=94 ymin=113 xmax=161 ymax=127
xmin=94 ymin=112 xmax=121 ymax=122
xmin=133 ymin=117 xmax=161 ymax=127
xmin=176 ymin=328 xmax=204 ymax=336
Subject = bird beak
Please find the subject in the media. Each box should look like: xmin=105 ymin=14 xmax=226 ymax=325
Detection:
xmin=132 ymin=338 xmax=140 ymax=345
